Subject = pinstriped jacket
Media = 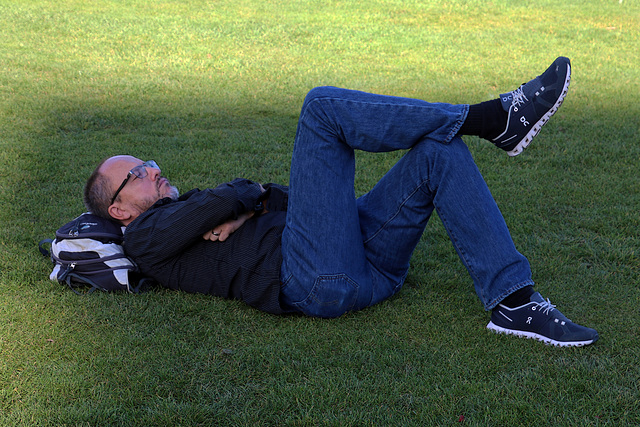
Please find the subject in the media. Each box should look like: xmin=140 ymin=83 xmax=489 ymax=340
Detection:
xmin=124 ymin=179 xmax=292 ymax=314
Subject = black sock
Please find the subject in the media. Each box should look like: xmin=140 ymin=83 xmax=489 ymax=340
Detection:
xmin=458 ymin=99 xmax=507 ymax=141
xmin=498 ymin=286 xmax=535 ymax=308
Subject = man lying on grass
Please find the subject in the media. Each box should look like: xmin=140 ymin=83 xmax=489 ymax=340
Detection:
xmin=84 ymin=57 xmax=598 ymax=347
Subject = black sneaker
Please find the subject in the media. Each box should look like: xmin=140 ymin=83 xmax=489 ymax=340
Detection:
xmin=487 ymin=292 xmax=598 ymax=347
xmin=492 ymin=57 xmax=571 ymax=156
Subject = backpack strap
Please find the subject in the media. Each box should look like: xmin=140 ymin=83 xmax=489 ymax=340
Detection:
xmin=38 ymin=239 xmax=53 ymax=257
xmin=60 ymin=270 xmax=101 ymax=295
xmin=132 ymin=277 xmax=154 ymax=294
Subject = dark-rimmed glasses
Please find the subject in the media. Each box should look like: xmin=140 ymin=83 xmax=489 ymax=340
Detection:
xmin=110 ymin=160 xmax=159 ymax=205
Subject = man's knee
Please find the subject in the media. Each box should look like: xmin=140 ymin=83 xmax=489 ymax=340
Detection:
xmin=302 ymin=86 xmax=343 ymax=113
xmin=304 ymin=86 xmax=335 ymax=102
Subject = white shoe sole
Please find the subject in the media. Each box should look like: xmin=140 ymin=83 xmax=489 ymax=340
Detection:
xmin=486 ymin=320 xmax=596 ymax=347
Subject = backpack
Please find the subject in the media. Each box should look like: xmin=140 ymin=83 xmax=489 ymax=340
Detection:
xmin=39 ymin=213 xmax=147 ymax=294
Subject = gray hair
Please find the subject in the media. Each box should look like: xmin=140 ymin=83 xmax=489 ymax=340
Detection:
xmin=83 ymin=158 xmax=114 ymax=220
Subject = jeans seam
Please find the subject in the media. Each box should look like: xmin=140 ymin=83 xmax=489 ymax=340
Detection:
xmin=362 ymin=178 xmax=430 ymax=245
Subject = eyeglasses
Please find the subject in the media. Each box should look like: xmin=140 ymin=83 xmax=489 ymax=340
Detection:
xmin=110 ymin=160 xmax=160 ymax=205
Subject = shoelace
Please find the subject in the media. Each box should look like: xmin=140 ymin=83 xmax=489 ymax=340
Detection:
xmin=510 ymin=86 xmax=530 ymax=110
xmin=535 ymin=298 xmax=556 ymax=315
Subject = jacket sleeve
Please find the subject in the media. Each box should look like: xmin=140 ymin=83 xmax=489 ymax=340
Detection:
xmin=261 ymin=183 xmax=289 ymax=212
xmin=124 ymin=178 xmax=263 ymax=263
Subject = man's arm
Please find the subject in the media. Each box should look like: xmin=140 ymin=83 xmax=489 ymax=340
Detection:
xmin=202 ymin=183 xmax=267 ymax=242
xmin=124 ymin=178 xmax=264 ymax=262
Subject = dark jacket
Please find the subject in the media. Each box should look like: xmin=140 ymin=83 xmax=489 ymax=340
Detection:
xmin=123 ymin=179 xmax=291 ymax=314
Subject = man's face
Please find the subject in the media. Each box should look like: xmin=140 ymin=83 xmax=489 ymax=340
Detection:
xmin=101 ymin=155 xmax=179 ymax=223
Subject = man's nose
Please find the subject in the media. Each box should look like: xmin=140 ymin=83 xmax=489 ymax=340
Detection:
xmin=147 ymin=166 xmax=161 ymax=179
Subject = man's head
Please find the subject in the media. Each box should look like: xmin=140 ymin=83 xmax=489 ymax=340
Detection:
xmin=84 ymin=155 xmax=179 ymax=225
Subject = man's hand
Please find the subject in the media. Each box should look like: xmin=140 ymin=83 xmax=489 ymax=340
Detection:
xmin=203 ymin=211 xmax=255 ymax=242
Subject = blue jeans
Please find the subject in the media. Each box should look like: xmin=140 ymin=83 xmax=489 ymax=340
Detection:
xmin=280 ymin=87 xmax=533 ymax=318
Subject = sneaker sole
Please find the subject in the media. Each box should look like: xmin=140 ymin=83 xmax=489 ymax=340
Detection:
xmin=506 ymin=63 xmax=572 ymax=157
xmin=486 ymin=320 xmax=597 ymax=347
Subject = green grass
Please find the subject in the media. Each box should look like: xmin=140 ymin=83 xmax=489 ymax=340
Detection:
xmin=1 ymin=0 xmax=639 ymax=424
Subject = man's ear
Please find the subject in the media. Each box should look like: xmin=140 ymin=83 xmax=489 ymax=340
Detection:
xmin=108 ymin=203 xmax=132 ymax=224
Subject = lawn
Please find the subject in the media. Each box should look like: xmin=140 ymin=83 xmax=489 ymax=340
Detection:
xmin=1 ymin=0 xmax=639 ymax=425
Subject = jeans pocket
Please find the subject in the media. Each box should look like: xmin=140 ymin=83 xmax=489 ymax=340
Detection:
xmin=294 ymin=274 xmax=359 ymax=318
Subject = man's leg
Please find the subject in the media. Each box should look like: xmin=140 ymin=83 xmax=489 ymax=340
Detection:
xmin=357 ymin=135 xmax=598 ymax=347
xmin=280 ymin=86 xmax=468 ymax=318
xmin=356 ymin=136 xmax=533 ymax=310
xmin=280 ymin=70 xmax=598 ymax=346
